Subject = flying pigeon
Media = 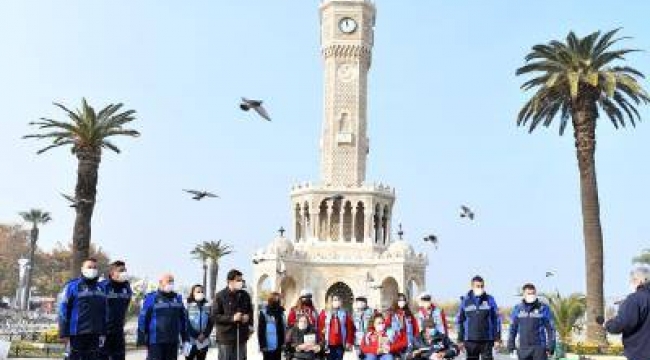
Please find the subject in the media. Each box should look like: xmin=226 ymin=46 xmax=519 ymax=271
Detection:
xmin=423 ymin=234 xmax=439 ymax=248
xmin=545 ymin=271 xmax=555 ymax=278
xmin=61 ymin=193 xmax=93 ymax=208
xmin=323 ymin=194 xmax=344 ymax=202
xmin=240 ymin=97 xmax=272 ymax=121
xmin=183 ymin=189 xmax=219 ymax=201
xmin=460 ymin=205 xmax=475 ymax=220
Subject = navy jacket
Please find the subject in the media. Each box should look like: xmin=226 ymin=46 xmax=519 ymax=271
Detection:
xmin=507 ymin=300 xmax=555 ymax=351
xmin=137 ymin=291 xmax=188 ymax=345
xmin=414 ymin=330 xmax=459 ymax=359
xmin=605 ymin=284 xmax=650 ymax=360
xmin=58 ymin=277 xmax=107 ymax=337
xmin=456 ymin=291 xmax=501 ymax=342
xmin=99 ymin=280 xmax=132 ymax=335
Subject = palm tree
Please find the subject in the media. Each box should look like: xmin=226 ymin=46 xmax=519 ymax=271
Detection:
xmin=18 ymin=209 xmax=51 ymax=310
xmin=547 ymin=292 xmax=587 ymax=355
xmin=632 ymin=249 xmax=650 ymax=265
xmin=516 ymin=29 xmax=649 ymax=343
xmin=24 ymin=99 xmax=138 ymax=276
xmin=192 ymin=240 xmax=233 ymax=298
xmin=190 ymin=245 xmax=209 ymax=290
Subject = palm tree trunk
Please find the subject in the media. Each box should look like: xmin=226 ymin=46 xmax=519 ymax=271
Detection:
xmin=572 ymin=97 xmax=606 ymax=345
xmin=202 ymin=263 xmax=208 ymax=291
xmin=209 ymin=260 xmax=218 ymax=300
xmin=71 ymin=149 xmax=101 ymax=277
xmin=22 ymin=226 xmax=38 ymax=310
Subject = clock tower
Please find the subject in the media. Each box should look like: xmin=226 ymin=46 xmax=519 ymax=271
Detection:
xmin=319 ymin=0 xmax=375 ymax=186
xmin=253 ymin=0 xmax=427 ymax=315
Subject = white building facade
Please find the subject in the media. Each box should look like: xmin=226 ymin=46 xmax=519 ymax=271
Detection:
xmin=253 ymin=0 xmax=427 ymax=312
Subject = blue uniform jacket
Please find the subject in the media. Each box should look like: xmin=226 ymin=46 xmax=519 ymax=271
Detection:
xmin=99 ymin=280 xmax=132 ymax=335
xmin=137 ymin=291 xmax=188 ymax=345
xmin=605 ymin=284 xmax=650 ymax=360
xmin=456 ymin=292 xmax=501 ymax=342
xmin=507 ymin=300 xmax=555 ymax=351
xmin=58 ymin=277 xmax=107 ymax=337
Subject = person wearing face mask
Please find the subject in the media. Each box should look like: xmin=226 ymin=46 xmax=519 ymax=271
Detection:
xmin=99 ymin=260 xmax=132 ymax=360
xmin=415 ymin=293 xmax=448 ymax=336
xmin=186 ymin=285 xmax=214 ymax=360
xmin=318 ymin=295 xmax=355 ymax=360
xmin=287 ymin=314 xmax=321 ymax=360
xmin=58 ymin=258 xmax=107 ymax=360
xmin=212 ymin=269 xmax=253 ymax=360
xmin=507 ymin=284 xmax=555 ymax=360
xmin=455 ymin=276 xmax=501 ymax=360
xmin=412 ymin=319 xmax=458 ymax=360
xmin=360 ymin=314 xmax=407 ymax=360
xmin=257 ymin=292 xmax=286 ymax=360
xmin=385 ymin=293 xmax=419 ymax=359
xmin=137 ymin=273 xmax=189 ymax=360
xmin=288 ymin=289 xmax=319 ymax=333
xmin=353 ymin=296 xmax=376 ymax=360
xmin=603 ymin=267 xmax=650 ymax=360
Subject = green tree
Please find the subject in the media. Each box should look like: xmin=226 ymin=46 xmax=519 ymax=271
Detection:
xmin=18 ymin=209 xmax=52 ymax=310
xmin=0 ymin=225 xmax=29 ymax=299
xmin=191 ymin=240 xmax=233 ymax=298
xmin=24 ymin=99 xmax=138 ymax=276
xmin=516 ymin=29 xmax=649 ymax=343
xmin=632 ymin=249 xmax=650 ymax=265
xmin=546 ymin=292 xmax=587 ymax=348
xmin=190 ymin=245 xmax=209 ymax=291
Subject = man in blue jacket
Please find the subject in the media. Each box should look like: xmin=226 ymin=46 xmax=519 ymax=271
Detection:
xmin=137 ymin=273 xmax=189 ymax=360
xmin=456 ymin=276 xmax=501 ymax=360
xmin=604 ymin=267 xmax=650 ymax=360
xmin=99 ymin=260 xmax=132 ymax=360
xmin=58 ymin=258 xmax=107 ymax=360
xmin=507 ymin=284 xmax=555 ymax=360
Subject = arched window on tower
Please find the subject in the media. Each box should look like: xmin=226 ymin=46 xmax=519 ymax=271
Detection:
xmin=382 ymin=205 xmax=389 ymax=245
xmin=318 ymin=201 xmax=328 ymax=241
xmin=295 ymin=203 xmax=302 ymax=242
xmin=343 ymin=201 xmax=353 ymax=242
xmin=355 ymin=202 xmax=365 ymax=243
xmin=374 ymin=204 xmax=381 ymax=244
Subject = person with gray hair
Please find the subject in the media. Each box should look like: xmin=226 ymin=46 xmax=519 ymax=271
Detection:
xmin=603 ymin=267 xmax=650 ymax=360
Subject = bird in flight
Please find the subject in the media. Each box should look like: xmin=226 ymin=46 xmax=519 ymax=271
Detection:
xmin=183 ymin=189 xmax=219 ymax=201
xmin=323 ymin=194 xmax=344 ymax=202
xmin=545 ymin=271 xmax=555 ymax=278
xmin=61 ymin=193 xmax=93 ymax=208
xmin=240 ymin=97 xmax=272 ymax=121
xmin=423 ymin=234 xmax=438 ymax=248
xmin=460 ymin=205 xmax=475 ymax=220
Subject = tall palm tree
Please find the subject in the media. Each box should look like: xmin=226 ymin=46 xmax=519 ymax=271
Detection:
xmin=18 ymin=209 xmax=51 ymax=310
xmin=190 ymin=245 xmax=209 ymax=291
xmin=192 ymin=240 xmax=233 ymax=298
xmin=632 ymin=249 xmax=650 ymax=265
xmin=516 ymin=29 xmax=649 ymax=343
xmin=546 ymin=292 xmax=587 ymax=354
xmin=24 ymin=98 xmax=138 ymax=276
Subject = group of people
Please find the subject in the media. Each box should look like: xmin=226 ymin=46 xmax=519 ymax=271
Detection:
xmin=257 ymin=276 xmax=556 ymax=360
xmin=56 ymin=257 xmax=650 ymax=360
xmin=57 ymin=258 xmax=254 ymax=360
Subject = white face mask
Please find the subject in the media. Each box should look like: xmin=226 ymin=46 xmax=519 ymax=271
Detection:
xmin=398 ymin=300 xmax=407 ymax=309
xmin=630 ymin=281 xmax=640 ymax=292
xmin=116 ymin=271 xmax=129 ymax=283
xmin=195 ymin=293 xmax=205 ymax=301
xmin=375 ymin=323 xmax=385 ymax=332
xmin=232 ymin=280 xmax=244 ymax=291
xmin=82 ymin=268 xmax=98 ymax=279
xmin=332 ymin=300 xmax=341 ymax=308
xmin=524 ymin=295 xmax=537 ymax=303
xmin=473 ymin=288 xmax=484 ymax=296
xmin=354 ymin=301 xmax=366 ymax=310
xmin=420 ymin=301 xmax=431 ymax=308
xmin=163 ymin=283 xmax=175 ymax=293
xmin=298 ymin=322 xmax=308 ymax=330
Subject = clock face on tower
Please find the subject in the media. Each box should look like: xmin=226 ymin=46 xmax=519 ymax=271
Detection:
xmin=338 ymin=17 xmax=357 ymax=34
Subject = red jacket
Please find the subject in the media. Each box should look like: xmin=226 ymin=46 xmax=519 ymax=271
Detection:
xmin=318 ymin=309 xmax=355 ymax=347
xmin=288 ymin=306 xmax=319 ymax=328
xmin=360 ymin=330 xmax=407 ymax=355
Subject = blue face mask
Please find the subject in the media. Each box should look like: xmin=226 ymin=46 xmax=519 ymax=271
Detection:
xmin=428 ymin=329 xmax=437 ymax=337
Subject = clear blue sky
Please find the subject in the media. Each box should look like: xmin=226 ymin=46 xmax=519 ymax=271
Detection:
xmin=1 ymin=1 xmax=649 ymax=304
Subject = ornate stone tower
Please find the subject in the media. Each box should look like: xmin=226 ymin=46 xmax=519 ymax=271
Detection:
xmin=253 ymin=0 xmax=427 ymax=313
